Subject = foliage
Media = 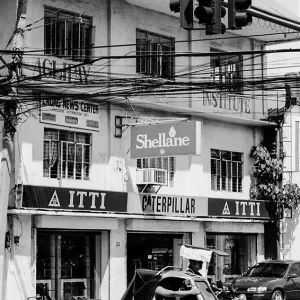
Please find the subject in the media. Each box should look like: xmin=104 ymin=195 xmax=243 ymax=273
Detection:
xmin=250 ymin=145 xmax=300 ymax=222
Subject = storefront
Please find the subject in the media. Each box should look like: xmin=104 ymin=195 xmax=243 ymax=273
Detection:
xmin=21 ymin=184 xmax=128 ymax=300
xmin=126 ymin=192 xmax=208 ymax=281
xmin=206 ymin=198 xmax=270 ymax=282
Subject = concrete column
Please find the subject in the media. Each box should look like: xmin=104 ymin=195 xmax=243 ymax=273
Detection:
xmin=4 ymin=215 xmax=34 ymax=300
xmin=0 ymin=147 xmax=12 ymax=300
xmin=101 ymin=231 xmax=110 ymax=300
xmin=257 ymin=233 xmax=265 ymax=262
xmin=110 ymin=220 xmax=126 ymax=300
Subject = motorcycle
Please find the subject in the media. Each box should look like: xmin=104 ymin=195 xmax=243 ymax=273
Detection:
xmin=212 ymin=280 xmax=247 ymax=300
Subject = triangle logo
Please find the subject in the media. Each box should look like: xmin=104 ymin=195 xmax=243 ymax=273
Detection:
xmin=222 ymin=201 xmax=231 ymax=215
xmin=48 ymin=190 xmax=61 ymax=207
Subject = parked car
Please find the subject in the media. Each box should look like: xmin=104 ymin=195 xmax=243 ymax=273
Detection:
xmin=230 ymin=260 xmax=300 ymax=300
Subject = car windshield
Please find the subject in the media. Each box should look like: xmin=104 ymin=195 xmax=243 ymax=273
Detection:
xmin=245 ymin=263 xmax=288 ymax=278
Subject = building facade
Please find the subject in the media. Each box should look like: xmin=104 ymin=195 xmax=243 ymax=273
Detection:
xmin=1 ymin=0 xmax=300 ymax=300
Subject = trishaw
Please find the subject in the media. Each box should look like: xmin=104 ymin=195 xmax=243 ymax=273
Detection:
xmin=121 ymin=244 xmax=233 ymax=300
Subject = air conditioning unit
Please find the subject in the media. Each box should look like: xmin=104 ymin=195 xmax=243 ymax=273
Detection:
xmin=136 ymin=168 xmax=168 ymax=186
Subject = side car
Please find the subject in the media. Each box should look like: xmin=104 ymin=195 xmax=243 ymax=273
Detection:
xmin=121 ymin=266 xmax=219 ymax=300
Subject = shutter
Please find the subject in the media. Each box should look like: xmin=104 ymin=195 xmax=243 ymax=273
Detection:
xmin=88 ymin=25 xmax=95 ymax=61
xmin=73 ymin=22 xmax=80 ymax=60
xmin=150 ymin=43 xmax=158 ymax=76
xmin=58 ymin=19 xmax=66 ymax=57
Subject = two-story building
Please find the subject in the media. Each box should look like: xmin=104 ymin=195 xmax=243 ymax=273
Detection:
xmin=1 ymin=0 xmax=300 ymax=300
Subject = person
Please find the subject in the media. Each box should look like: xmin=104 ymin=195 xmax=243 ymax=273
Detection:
xmin=186 ymin=260 xmax=204 ymax=276
xmin=153 ymin=278 xmax=201 ymax=299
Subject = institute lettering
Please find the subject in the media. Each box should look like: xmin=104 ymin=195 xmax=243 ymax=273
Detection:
xmin=203 ymin=92 xmax=251 ymax=114
xmin=142 ymin=194 xmax=196 ymax=214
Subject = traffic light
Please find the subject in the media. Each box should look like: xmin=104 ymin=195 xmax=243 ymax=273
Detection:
xmin=228 ymin=0 xmax=252 ymax=29
xmin=170 ymin=0 xmax=194 ymax=30
xmin=194 ymin=0 xmax=226 ymax=35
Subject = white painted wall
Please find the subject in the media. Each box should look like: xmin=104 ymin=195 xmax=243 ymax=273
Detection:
xmin=280 ymin=106 xmax=300 ymax=259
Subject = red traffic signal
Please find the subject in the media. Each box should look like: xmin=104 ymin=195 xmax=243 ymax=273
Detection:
xmin=228 ymin=0 xmax=252 ymax=29
xmin=169 ymin=0 xmax=194 ymax=30
xmin=194 ymin=0 xmax=226 ymax=35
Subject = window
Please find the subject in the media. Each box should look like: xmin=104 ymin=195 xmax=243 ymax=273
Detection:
xmin=137 ymin=157 xmax=175 ymax=186
xmin=44 ymin=6 xmax=92 ymax=61
xmin=211 ymin=48 xmax=243 ymax=94
xmin=211 ymin=149 xmax=243 ymax=192
xmin=43 ymin=128 xmax=91 ymax=180
xmin=136 ymin=29 xmax=175 ymax=79
xmin=288 ymin=263 xmax=300 ymax=277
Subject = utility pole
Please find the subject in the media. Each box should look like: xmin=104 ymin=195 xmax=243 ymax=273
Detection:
xmin=0 ymin=1 xmax=27 ymax=299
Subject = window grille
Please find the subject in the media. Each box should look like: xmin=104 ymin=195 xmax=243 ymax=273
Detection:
xmin=211 ymin=149 xmax=243 ymax=192
xmin=44 ymin=6 xmax=92 ymax=61
xmin=136 ymin=29 xmax=175 ymax=79
xmin=137 ymin=157 xmax=175 ymax=187
xmin=43 ymin=128 xmax=91 ymax=180
xmin=210 ymin=48 xmax=243 ymax=94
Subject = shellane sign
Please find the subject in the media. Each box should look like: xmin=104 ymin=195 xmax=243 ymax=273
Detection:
xmin=40 ymin=95 xmax=100 ymax=131
xmin=22 ymin=185 xmax=127 ymax=213
xmin=131 ymin=121 xmax=201 ymax=158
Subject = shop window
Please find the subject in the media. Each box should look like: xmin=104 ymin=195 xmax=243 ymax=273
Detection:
xmin=44 ymin=6 xmax=93 ymax=61
xmin=43 ymin=128 xmax=91 ymax=180
xmin=136 ymin=29 xmax=175 ymax=79
xmin=211 ymin=149 xmax=243 ymax=192
xmin=36 ymin=231 xmax=99 ymax=300
xmin=137 ymin=156 xmax=175 ymax=186
xmin=210 ymin=48 xmax=243 ymax=94
xmin=206 ymin=233 xmax=257 ymax=282
xmin=127 ymin=233 xmax=184 ymax=284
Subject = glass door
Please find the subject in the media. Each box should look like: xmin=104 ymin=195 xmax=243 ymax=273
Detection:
xmin=36 ymin=231 xmax=100 ymax=300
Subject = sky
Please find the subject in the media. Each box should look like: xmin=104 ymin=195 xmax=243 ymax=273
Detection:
xmin=262 ymin=0 xmax=300 ymax=108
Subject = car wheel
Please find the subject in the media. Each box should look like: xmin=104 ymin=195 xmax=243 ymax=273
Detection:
xmin=271 ymin=290 xmax=283 ymax=300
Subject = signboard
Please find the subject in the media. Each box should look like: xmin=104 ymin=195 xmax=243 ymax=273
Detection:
xmin=127 ymin=193 xmax=208 ymax=217
xmin=131 ymin=121 xmax=201 ymax=158
xmin=39 ymin=94 xmax=100 ymax=131
xmin=22 ymin=185 xmax=127 ymax=213
xmin=208 ymin=198 xmax=271 ymax=219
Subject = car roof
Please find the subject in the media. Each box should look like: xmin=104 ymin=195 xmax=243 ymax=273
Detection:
xmin=258 ymin=260 xmax=300 ymax=264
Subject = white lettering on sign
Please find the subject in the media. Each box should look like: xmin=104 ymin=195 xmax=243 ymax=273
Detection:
xmin=203 ymin=92 xmax=251 ymax=114
xmin=136 ymin=126 xmax=190 ymax=150
xmin=222 ymin=201 xmax=230 ymax=215
xmin=142 ymin=194 xmax=195 ymax=214
xmin=222 ymin=201 xmax=261 ymax=217
xmin=67 ymin=191 xmax=107 ymax=209
xmin=48 ymin=191 xmax=61 ymax=207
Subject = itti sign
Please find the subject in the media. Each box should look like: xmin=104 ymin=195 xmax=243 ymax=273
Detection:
xmin=131 ymin=121 xmax=201 ymax=158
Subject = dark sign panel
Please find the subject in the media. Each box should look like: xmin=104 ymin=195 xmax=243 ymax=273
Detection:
xmin=208 ymin=198 xmax=271 ymax=219
xmin=22 ymin=185 xmax=127 ymax=213
xmin=131 ymin=121 xmax=201 ymax=158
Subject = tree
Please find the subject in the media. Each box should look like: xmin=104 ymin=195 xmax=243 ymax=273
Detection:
xmin=250 ymin=145 xmax=300 ymax=258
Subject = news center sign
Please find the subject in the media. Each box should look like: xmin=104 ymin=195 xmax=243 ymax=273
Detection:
xmin=40 ymin=95 xmax=100 ymax=131
xmin=131 ymin=121 xmax=201 ymax=158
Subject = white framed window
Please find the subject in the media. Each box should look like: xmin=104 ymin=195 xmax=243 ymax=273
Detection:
xmin=211 ymin=149 xmax=243 ymax=192
xmin=136 ymin=29 xmax=175 ymax=79
xmin=43 ymin=128 xmax=91 ymax=180
xmin=44 ymin=6 xmax=93 ymax=61
xmin=137 ymin=157 xmax=175 ymax=187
